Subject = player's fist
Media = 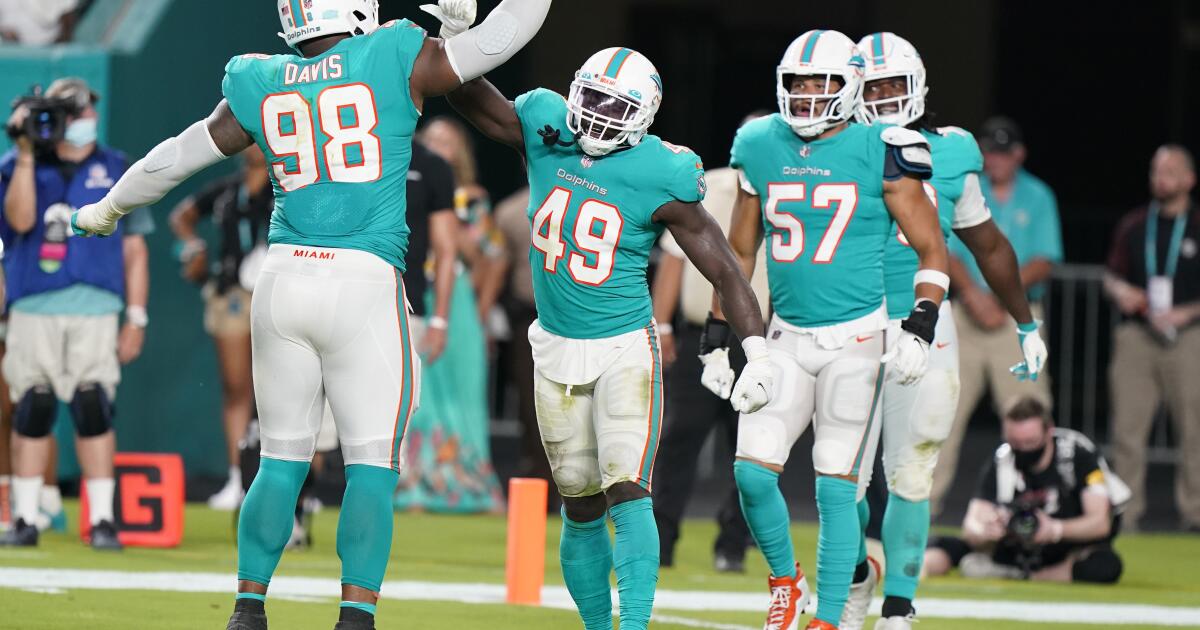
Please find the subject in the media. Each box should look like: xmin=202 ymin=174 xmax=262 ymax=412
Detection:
xmin=730 ymin=337 xmax=773 ymax=414
xmin=1009 ymin=322 xmax=1047 ymax=382
xmin=699 ymin=347 xmax=734 ymax=400
xmin=420 ymin=0 xmax=477 ymax=39
xmin=71 ymin=198 xmax=122 ymax=237
xmin=882 ymin=331 xmax=929 ymax=385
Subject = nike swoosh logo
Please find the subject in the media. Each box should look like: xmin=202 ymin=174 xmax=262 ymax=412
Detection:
xmin=856 ymin=335 xmax=874 ymax=343
xmin=936 ymin=342 xmax=951 ymax=349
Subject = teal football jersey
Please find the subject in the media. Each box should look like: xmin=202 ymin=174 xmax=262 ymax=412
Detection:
xmin=732 ymin=116 xmax=892 ymax=327
xmin=514 ymin=88 xmax=706 ymax=340
xmin=882 ymin=126 xmax=983 ymax=318
xmin=221 ymin=20 xmax=427 ymax=271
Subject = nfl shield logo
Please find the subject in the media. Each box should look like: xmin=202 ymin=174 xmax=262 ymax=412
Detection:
xmin=580 ymin=157 xmax=594 ymax=168
xmin=799 ymin=145 xmax=812 ymax=159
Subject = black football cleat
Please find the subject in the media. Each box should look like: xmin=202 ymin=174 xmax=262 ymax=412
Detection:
xmin=0 ymin=518 xmax=39 ymax=547
xmin=89 ymin=520 xmax=123 ymax=551
xmin=333 ymin=606 xmax=375 ymax=630
xmin=226 ymin=599 xmax=268 ymax=630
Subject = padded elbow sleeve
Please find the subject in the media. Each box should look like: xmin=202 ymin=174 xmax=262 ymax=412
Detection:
xmin=109 ymin=120 xmax=228 ymax=213
xmin=444 ymin=0 xmax=551 ymax=83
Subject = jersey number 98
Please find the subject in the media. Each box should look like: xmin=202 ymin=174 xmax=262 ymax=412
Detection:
xmin=531 ymin=187 xmax=624 ymax=286
xmin=261 ymin=84 xmax=382 ymax=191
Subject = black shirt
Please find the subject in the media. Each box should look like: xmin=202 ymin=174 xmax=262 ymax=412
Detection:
xmin=978 ymin=429 xmax=1107 ymax=521
xmin=190 ymin=174 xmax=274 ymax=294
xmin=1106 ymin=203 xmax=1200 ymax=326
xmin=404 ymin=143 xmax=455 ymax=317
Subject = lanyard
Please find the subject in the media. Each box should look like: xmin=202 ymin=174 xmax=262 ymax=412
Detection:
xmin=1145 ymin=203 xmax=1189 ymax=279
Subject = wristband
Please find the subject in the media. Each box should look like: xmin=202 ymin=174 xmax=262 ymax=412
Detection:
xmin=913 ymin=269 xmax=951 ymax=292
xmin=1017 ymin=320 xmax=1040 ymax=334
xmin=126 ymin=305 xmax=149 ymax=328
xmin=428 ymin=316 xmax=449 ymax=331
xmin=699 ymin=312 xmax=732 ymax=355
xmin=657 ymin=322 xmax=674 ymax=335
xmin=901 ymin=299 xmax=939 ymax=344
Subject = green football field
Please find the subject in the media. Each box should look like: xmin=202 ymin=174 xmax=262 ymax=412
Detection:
xmin=2 ymin=501 xmax=1199 ymax=629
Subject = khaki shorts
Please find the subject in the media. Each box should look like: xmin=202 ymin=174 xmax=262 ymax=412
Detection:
xmin=204 ymin=285 xmax=253 ymax=337
xmin=2 ymin=311 xmax=120 ymax=403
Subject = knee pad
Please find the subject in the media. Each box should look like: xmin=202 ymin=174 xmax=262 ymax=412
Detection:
xmin=736 ymin=414 xmax=790 ymax=465
xmin=14 ymin=385 xmax=57 ymax=438
xmin=70 ymin=383 xmax=113 ymax=437
xmin=552 ymin=461 xmax=602 ymax=498
xmin=733 ymin=460 xmax=779 ymax=503
xmin=1072 ymin=548 xmax=1123 ymax=584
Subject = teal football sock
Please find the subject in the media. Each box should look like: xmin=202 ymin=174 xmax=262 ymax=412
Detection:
xmin=734 ymin=460 xmax=796 ymax=578
xmin=338 ymin=464 xmax=400 ymax=593
xmin=856 ymin=497 xmax=870 ymax=566
xmin=237 ymin=457 xmax=310 ymax=587
xmin=882 ymin=492 xmax=930 ymax=601
xmin=815 ymin=476 xmax=859 ymax=625
xmin=560 ymin=508 xmax=614 ymax=630
xmin=610 ymin=497 xmax=658 ymax=630
xmin=340 ymin=601 xmax=377 ymax=616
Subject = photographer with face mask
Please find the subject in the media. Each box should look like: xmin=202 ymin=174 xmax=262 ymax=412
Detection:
xmin=0 ymin=78 xmax=154 ymax=550
xmin=924 ymin=397 xmax=1129 ymax=584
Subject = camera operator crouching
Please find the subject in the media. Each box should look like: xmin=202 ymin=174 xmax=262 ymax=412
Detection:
xmin=0 ymin=78 xmax=154 ymax=550
xmin=924 ymin=397 xmax=1131 ymax=584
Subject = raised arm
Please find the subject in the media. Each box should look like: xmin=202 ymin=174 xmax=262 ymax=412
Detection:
xmin=410 ymin=0 xmax=552 ymax=102
xmin=72 ymin=100 xmax=252 ymax=237
xmin=447 ymin=77 xmax=524 ymax=152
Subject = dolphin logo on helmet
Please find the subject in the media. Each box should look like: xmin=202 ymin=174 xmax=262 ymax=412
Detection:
xmin=277 ymin=0 xmax=380 ymax=49
xmin=855 ymin=32 xmax=929 ymax=127
xmin=566 ymin=47 xmax=663 ymax=157
xmin=776 ymin=29 xmax=865 ymax=138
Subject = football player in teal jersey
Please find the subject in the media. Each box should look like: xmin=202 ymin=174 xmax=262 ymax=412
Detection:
xmin=842 ymin=32 xmax=1049 ymax=630
xmin=70 ymin=1 xmax=552 ymax=628
xmin=700 ymin=30 xmax=949 ymax=630
xmin=431 ymin=15 xmax=771 ymax=627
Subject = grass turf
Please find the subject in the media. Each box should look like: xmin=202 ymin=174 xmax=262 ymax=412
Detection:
xmin=1 ymin=501 xmax=1198 ymax=629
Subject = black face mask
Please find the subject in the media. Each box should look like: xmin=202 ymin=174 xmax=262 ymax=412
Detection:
xmin=1013 ymin=443 xmax=1047 ymax=473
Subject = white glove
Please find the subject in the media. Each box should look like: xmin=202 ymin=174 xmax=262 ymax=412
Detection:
xmin=730 ymin=337 xmax=773 ymax=414
xmin=882 ymin=331 xmax=930 ymax=386
xmin=71 ymin=197 xmax=124 ymax=237
xmin=419 ymin=0 xmax=477 ymax=39
xmin=699 ymin=347 xmax=734 ymax=400
xmin=1010 ymin=322 xmax=1048 ymax=382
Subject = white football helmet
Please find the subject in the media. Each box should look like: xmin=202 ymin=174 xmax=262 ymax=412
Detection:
xmin=277 ymin=0 xmax=380 ymax=50
xmin=567 ymin=47 xmax=663 ymax=157
xmin=856 ymin=32 xmax=928 ymax=127
xmin=776 ymin=29 xmax=865 ymax=138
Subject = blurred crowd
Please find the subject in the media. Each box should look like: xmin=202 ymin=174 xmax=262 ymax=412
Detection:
xmin=0 ymin=74 xmax=1197 ymax=555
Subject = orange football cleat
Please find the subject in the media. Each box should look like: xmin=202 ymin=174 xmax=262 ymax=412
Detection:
xmin=763 ymin=562 xmax=812 ymax=630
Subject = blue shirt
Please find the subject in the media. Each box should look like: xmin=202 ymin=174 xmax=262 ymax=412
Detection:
xmin=949 ymin=168 xmax=1062 ymax=301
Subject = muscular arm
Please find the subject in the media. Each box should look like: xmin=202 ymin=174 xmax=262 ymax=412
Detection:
xmin=954 ymin=219 xmax=1034 ymax=324
xmin=656 ymin=200 xmax=764 ymax=342
xmin=446 ymin=77 xmax=524 ymax=152
xmin=885 ymin=175 xmax=948 ymax=304
xmin=709 ymin=186 xmax=763 ymax=320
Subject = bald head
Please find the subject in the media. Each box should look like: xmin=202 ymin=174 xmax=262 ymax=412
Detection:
xmin=1150 ymin=144 xmax=1196 ymax=203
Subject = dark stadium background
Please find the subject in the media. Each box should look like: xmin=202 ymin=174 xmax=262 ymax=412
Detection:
xmin=4 ymin=0 xmax=1195 ymax=526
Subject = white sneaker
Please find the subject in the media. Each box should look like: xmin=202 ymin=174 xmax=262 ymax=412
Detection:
xmin=874 ymin=612 xmax=916 ymax=630
xmin=206 ymin=477 xmax=245 ymax=511
xmin=959 ymin=552 xmax=1024 ymax=580
xmin=840 ymin=556 xmax=880 ymax=630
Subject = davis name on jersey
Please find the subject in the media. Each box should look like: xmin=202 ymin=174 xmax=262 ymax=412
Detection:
xmin=882 ymin=125 xmax=983 ymax=318
xmin=732 ymin=114 xmax=893 ymax=328
xmin=221 ymin=19 xmax=427 ymax=271
xmin=515 ymin=88 xmax=705 ymax=340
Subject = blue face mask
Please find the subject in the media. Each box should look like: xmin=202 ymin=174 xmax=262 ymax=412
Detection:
xmin=64 ymin=118 xmax=98 ymax=148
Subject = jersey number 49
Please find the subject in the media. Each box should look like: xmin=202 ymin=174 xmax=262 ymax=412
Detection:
xmin=261 ymin=83 xmax=382 ymax=191
xmin=531 ymin=187 xmax=623 ymax=286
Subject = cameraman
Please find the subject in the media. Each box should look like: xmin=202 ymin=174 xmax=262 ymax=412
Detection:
xmin=925 ymin=397 xmax=1128 ymax=583
xmin=0 ymin=78 xmax=153 ymax=550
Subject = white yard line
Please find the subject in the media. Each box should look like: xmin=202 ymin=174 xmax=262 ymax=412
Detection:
xmin=1 ymin=568 xmax=1199 ymax=626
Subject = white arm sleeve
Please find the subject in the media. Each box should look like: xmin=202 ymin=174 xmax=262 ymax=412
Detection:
xmin=950 ymin=172 xmax=992 ymax=230
xmin=443 ymin=0 xmax=551 ymax=83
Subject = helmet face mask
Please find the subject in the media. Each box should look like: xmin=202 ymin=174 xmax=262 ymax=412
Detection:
xmin=855 ymin=32 xmax=928 ymax=127
xmin=775 ymin=30 xmax=864 ymax=139
xmin=566 ymin=48 xmax=662 ymax=157
xmin=277 ymin=0 xmax=380 ymax=50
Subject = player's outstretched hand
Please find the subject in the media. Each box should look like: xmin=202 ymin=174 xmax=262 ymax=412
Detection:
xmin=699 ymin=347 xmax=734 ymax=400
xmin=730 ymin=337 xmax=772 ymax=414
xmin=71 ymin=199 xmax=120 ymax=237
xmin=1009 ymin=322 xmax=1047 ymax=382
xmin=882 ymin=331 xmax=930 ymax=385
xmin=420 ymin=0 xmax=478 ymax=39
